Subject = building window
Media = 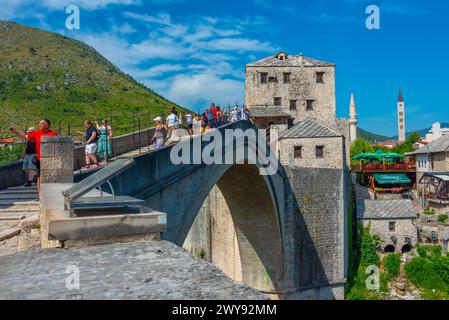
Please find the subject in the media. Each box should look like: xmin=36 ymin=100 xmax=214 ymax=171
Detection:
xmin=283 ymin=73 xmax=291 ymax=83
xmin=294 ymin=146 xmax=302 ymax=158
xmin=274 ymin=97 xmax=282 ymax=106
xmin=389 ymin=222 xmax=396 ymax=232
xmin=400 ymin=125 xmax=404 ymax=129
xmin=306 ymin=100 xmax=314 ymax=110
xmin=268 ymin=76 xmax=278 ymax=83
xmin=399 ymin=112 xmax=404 ymax=116
xmin=316 ymin=72 xmax=324 ymax=83
xmin=399 ymin=118 xmax=404 ymax=123
xmin=316 ymin=146 xmax=324 ymax=158
xmin=260 ymin=73 xmax=268 ymax=84
xmin=289 ymin=100 xmax=297 ymax=110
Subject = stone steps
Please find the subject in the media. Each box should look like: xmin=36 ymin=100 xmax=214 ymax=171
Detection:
xmin=0 ymin=190 xmax=38 ymax=195
xmin=4 ymin=186 xmax=38 ymax=191
xmin=0 ymin=185 xmax=40 ymax=244
xmin=0 ymin=194 xmax=38 ymax=201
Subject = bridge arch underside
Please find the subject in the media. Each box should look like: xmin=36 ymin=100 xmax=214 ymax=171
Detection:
xmin=144 ymin=163 xmax=289 ymax=294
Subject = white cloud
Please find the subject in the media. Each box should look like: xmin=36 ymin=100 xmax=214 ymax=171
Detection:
xmin=124 ymin=12 xmax=172 ymax=25
xmin=194 ymin=37 xmax=277 ymax=53
xmin=163 ymin=72 xmax=244 ymax=108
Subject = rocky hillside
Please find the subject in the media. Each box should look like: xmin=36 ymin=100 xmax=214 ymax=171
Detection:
xmin=0 ymin=21 xmax=186 ymax=136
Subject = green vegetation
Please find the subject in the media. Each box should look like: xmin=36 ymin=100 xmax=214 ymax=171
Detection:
xmin=357 ymin=128 xmax=389 ymax=143
xmin=0 ymin=21 xmax=189 ymax=140
xmin=423 ymin=209 xmax=436 ymax=216
xmin=0 ymin=143 xmax=25 ymax=165
xmin=384 ymin=254 xmax=401 ymax=280
xmin=350 ymin=133 xmax=421 ymax=158
xmin=404 ymin=249 xmax=449 ymax=300
xmin=346 ymin=225 xmax=388 ymax=300
xmin=438 ymin=214 xmax=448 ymax=224
xmin=390 ymin=132 xmax=420 ymax=154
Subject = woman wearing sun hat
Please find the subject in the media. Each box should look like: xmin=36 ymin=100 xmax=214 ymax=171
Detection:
xmin=151 ymin=116 xmax=167 ymax=149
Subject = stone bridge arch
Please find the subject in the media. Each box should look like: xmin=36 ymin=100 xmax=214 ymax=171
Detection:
xmin=107 ymin=121 xmax=335 ymax=298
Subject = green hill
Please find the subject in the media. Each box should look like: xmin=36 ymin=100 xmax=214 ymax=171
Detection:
xmin=357 ymin=127 xmax=390 ymax=142
xmin=0 ymin=21 xmax=187 ymax=136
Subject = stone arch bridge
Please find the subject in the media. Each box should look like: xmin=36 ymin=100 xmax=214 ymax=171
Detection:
xmin=92 ymin=120 xmax=348 ymax=299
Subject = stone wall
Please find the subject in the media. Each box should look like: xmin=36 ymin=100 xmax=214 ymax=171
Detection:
xmin=279 ymin=136 xmax=345 ymax=169
xmin=336 ymin=118 xmax=351 ymax=167
xmin=362 ymin=219 xmax=417 ymax=253
xmin=432 ymin=152 xmax=449 ymax=172
xmin=284 ymin=166 xmax=347 ymax=298
xmin=245 ymin=65 xmax=336 ymax=128
xmin=0 ymin=161 xmax=24 ymax=190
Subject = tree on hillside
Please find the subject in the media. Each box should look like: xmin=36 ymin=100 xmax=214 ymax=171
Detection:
xmin=391 ymin=132 xmax=421 ymax=154
xmin=350 ymin=138 xmax=374 ymax=157
xmin=407 ymin=132 xmax=421 ymax=145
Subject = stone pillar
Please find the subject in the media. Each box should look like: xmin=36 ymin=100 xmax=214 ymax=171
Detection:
xmin=40 ymin=136 xmax=74 ymax=183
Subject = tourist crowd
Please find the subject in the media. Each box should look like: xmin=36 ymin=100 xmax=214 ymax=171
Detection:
xmin=8 ymin=103 xmax=250 ymax=186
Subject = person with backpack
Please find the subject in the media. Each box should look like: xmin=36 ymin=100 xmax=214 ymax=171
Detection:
xmin=77 ymin=120 xmax=99 ymax=170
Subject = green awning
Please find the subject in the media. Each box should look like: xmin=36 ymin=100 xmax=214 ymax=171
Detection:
xmin=372 ymin=173 xmax=411 ymax=185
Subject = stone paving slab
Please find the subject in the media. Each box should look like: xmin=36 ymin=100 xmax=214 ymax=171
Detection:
xmin=0 ymin=240 xmax=268 ymax=300
xmin=0 ymin=227 xmax=21 ymax=241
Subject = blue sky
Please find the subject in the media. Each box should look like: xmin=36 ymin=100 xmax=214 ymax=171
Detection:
xmin=1 ymin=0 xmax=448 ymax=136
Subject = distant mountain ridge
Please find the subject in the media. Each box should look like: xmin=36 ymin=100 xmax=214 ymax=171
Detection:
xmin=390 ymin=123 xmax=449 ymax=140
xmin=358 ymin=123 xmax=449 ymax=142
xmin=357 ymin=128 xmax=390 ymax=142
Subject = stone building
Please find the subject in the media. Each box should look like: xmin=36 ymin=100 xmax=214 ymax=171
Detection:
xmin=245 ymin=52 xmax=350 ymax=299
xmin=357 ymin=199 xmax=418 ymax=254
xmin=407 ymin=134 xmax=449 ymax=202
xmin=245 ymin=51 xmax=338 ymax=129
xmin=425 ymin=122 xmax=449 ymax=143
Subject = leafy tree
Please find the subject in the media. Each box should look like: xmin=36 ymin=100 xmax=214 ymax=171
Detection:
xmin=407 ymin=132 xmax=421 ymax=144
xmin=350 ymin=137 xmax=374 ymax=157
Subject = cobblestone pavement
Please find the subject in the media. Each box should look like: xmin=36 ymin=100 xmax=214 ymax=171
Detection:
xmin=0 ymin=240 xmax=267 ymax=300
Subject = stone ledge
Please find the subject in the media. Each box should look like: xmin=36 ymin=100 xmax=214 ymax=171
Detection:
xmin=40 ymin=183 xmax=167 ymax=246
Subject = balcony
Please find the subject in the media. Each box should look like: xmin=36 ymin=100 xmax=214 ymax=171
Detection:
xmin=351 ymin=162 xmax=416 ymax=173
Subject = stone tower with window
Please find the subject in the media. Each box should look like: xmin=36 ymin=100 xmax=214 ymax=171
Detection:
xmin=245 ymin=51 xmax=337 ymax=129
xmin=245 ymin=52 xmax=349 ymax=300
xmin=397 ymin=89 xmax=406 ymax=142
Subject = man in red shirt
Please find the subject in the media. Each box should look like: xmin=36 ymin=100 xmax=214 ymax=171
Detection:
xmin=10 ymin=119 xmax=58 ymax=178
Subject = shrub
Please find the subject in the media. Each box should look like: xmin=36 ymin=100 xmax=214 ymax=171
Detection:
xmin=404 ymin=257 xmax=446 ymax=292
xmin=431 ymin=246 xmax=443 ymax=258
xmin=417 ymin=245 xmax=427 ymax=258
xmin=384 ymin=254 xmax=401 ymax=279
xmin=438 ymin=214 xmax=448 ymax=224
xmin=423 ymin=210 xmax=436 ymax=216
xmin=360 ymin=227 xmax=380 ymax=266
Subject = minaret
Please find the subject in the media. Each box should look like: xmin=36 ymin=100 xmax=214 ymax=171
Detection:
xmin=349 ymin=93 xmax=358 ymax=143
xmin=397 ymin=89 xmax=406 ymax=142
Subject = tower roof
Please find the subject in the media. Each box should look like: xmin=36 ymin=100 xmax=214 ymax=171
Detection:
xmin=398 ymin=89 xmax=404 ymax=102
xmin=350 ymin=93 xmax=355 ymax=106
xmin=246 ymin=52 xmax=335 ymax=67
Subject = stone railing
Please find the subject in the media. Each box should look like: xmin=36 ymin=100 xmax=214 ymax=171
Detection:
xmin=0 ymin=160 xmax=24 ymax=190
xmin=0 ymin=127 xmax=156 ymax=189
xmin=73 ymin=127 xmax=155 ymax=170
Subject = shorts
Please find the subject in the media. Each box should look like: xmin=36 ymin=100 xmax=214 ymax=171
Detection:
xmin=187 ymin=123 xmax=193 ymax=129
xmin=23 ymin=154 xmax=37 ymax=170
xmin=85 ymin=143 xmax=98 ymax=155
